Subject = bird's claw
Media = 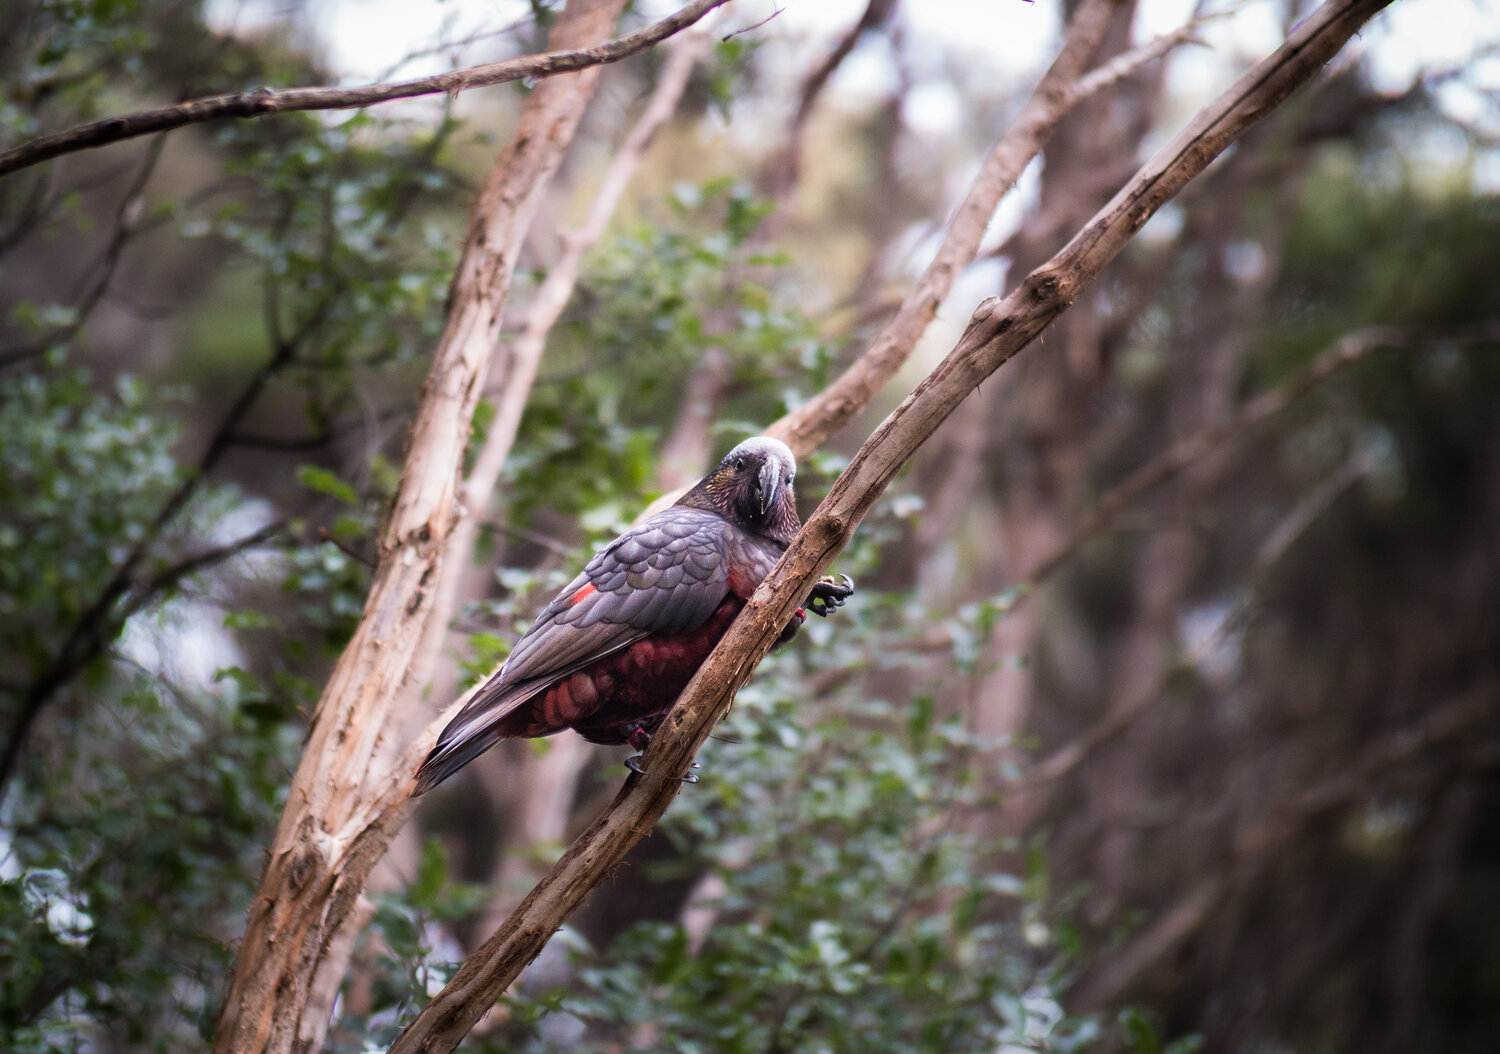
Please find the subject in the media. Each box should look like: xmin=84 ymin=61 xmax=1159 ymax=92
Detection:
xmin=807 ymin=573 xmax=855 ymax=617
xmin=625 ymin=753 xmax=700 ymax=784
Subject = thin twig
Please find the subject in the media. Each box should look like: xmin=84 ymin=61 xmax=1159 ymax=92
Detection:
xmin=319 ymin=527 xmax=378 ymax=569
xmin=1027 ymin=446 xmax=1375 ymax=786
xmin=762 ymin=0 xmax=895 ymax=203
xmin=0 ymin=521 xmax=286 ymax=795
xmin=1068 ymin=683 xmax=1497 ymax=1009
xmin=722 ymin=6 xmax=784 ymax=42
xmin=0 ymin=134 xmax=166 ymax=366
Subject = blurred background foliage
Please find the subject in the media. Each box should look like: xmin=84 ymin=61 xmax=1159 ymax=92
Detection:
xmin=2 ymin=0 xmax=1498 ymax=1051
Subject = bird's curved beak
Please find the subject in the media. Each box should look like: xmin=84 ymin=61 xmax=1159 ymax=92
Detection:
xmin=757 ymin=459 xmax=780 ymax=516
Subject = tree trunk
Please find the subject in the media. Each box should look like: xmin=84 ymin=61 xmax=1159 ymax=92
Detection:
xmin=212 ymin=3 xmax=629 ymax=1050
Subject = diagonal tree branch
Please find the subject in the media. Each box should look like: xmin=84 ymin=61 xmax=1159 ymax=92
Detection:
xmin=0 ymin=0 xmax=731 ymax=179
xmin=388 ymin=0 xmax=1394 ymax=1048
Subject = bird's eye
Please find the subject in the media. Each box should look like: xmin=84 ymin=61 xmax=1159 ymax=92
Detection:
xmin=733 ymin=456 xmax=744 ymax=470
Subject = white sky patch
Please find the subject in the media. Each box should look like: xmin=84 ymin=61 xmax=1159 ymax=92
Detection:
xmin=204 ymin=0 xmax=1500 ymax=197
xmin=1365 ymin=0 xmax=1497 ymax=90
xmin=902 ymin=79 xmax=965 ymax=136
xmin=1179 ymin=597 xmax=1244 ymax=686
xmin=116 ymin=497 xmax=277 ymax=692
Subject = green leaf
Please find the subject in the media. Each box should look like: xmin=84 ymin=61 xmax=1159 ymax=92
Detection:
xmin=295 ymin=464 xmax=359 ymax=506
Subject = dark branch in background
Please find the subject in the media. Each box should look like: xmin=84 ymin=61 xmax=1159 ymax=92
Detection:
xmin=386 ymin=0 xmax=1394 ymax=1047
xmin=0 ymin=519 xmax=287 ymax=796
xmin=0 ymin=0 xmax=732 ymax=178
xmin=1028 ymin=444 xmax=1372 ymax=787
xmin=0 ymin=134 xmax=166 ymax=367
xmin=319 ymin=527 xmax=378 ymax=569
xmin=226 ymin=402 xmax=415 ymax=451
xmin=0 ymin=325 xmax=302 ymax=801
xmin=767 ymin=0 xmax=1220 ymax=460
xmin=1000 ymin=321 xmax=1500 ymax=628
xmin=0 ymin=163 xmax=55 ymax=252
xmin=1068 ymin=683 xmax=1498 ymax=1010
xmin=1020 ymin=325 xmax=1415 ymax=595
xmin=762 ymin=0 xmax=895 ymax=201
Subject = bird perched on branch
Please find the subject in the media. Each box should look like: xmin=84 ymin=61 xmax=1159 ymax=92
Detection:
xmin=413 ymin=436 xmax=853 ymax=795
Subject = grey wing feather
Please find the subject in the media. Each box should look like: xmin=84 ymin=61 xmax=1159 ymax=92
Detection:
xmin=493 ymin=508 xmax=732 ymax=686
xmin=415 ymin=508 xmax=737 ymax=795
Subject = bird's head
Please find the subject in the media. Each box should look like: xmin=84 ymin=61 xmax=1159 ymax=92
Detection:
xmin=682 ymin=436 xmax=801 ymax=543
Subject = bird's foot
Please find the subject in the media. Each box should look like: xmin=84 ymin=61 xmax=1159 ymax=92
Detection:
xmin=625 ymin=752 xmax=700 ymax=784
xmin=807 ymin=573 xmax=855 ymax=617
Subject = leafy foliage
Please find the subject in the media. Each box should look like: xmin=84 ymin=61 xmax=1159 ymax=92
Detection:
xmin=0 ymin=368 xmax=179 ymax=680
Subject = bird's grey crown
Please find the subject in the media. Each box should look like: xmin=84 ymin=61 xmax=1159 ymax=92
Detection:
xmin=726 ymin=435 xmax=795 ymax=476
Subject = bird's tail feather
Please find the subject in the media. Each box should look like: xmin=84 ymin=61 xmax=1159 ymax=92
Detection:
xmin=412 ymin=677 xmax=541 ymax=795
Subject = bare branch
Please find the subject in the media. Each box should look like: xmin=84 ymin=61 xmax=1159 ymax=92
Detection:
xmin=388 ymin=0 xmax=1394 ymax=1047
xmin=0 ymin=0 xmax=730 ymax=179
xmin=722 ymin=6 xmax=785 ymax=42
xmin=766 ymin=2 xmax=1233 ymax=455
xmin=766 ymin=0 xmax=1123 ymax=459
xmin=318 ymin=527 xmax=378 ymax=570
xmin=1028 ymin=447 xmax=1371 ymax=786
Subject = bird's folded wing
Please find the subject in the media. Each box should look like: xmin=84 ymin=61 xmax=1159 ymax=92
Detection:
xmin=414 ymin=509 xmax=733 ymax=793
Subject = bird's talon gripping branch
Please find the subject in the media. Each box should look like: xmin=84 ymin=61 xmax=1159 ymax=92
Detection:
xmin=625 ymin=753 xmax=700 ymax=784
xmin=807 ymin=572 xmax=855 ymax=617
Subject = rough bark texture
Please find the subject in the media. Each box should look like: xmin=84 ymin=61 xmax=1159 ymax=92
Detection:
xmin=387 ymin=0 xmax=1394 ymax=1048
xmin=211 ymin=2 xmax=633 ymax=1051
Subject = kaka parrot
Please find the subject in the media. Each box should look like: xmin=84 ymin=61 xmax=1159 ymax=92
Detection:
xmin=413 ymin=436 xmax=852 ymax=794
